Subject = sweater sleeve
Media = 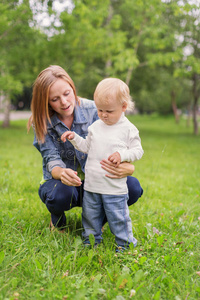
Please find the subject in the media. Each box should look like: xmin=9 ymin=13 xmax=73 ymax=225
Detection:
xmin=70 ymin=130 xmax=91 ymax=154
xmin=117 ymin=129 xmax=144 ymax=163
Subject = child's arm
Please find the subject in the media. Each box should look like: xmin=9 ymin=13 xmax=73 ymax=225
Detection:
xmin=61 ymin=130 xmax=91 ymax=154
xmin=109 ymin=127 xmax=144 ymax=165
xmin=61 ymin=131 xmax=75 ymax=142
xmin=118 ymin=132 xmax=143 ymax=163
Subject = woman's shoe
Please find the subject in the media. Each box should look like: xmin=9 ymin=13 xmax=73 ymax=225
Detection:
xmin=49 ymin=218 xmax=66 ymax=233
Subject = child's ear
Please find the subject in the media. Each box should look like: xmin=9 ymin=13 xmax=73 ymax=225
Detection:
xmin=122 ymin=102 xmax=128 ymax=112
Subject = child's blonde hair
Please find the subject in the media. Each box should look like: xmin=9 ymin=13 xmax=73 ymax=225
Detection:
xmin=94 ymin=78 xmax=134 ymax=111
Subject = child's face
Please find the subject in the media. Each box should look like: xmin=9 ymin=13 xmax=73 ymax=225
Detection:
xmin=95 ymin=96 xmax=127 ymax=126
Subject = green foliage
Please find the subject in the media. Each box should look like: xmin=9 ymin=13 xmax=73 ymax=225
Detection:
xmin=0 ymin=0 xmax=200 ymax=132
xmin=0 ymin=116 xmax=200 ymax=299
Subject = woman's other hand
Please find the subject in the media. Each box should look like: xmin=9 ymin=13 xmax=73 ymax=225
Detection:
xmin=100 ymin=159 xmax=135 ymax=179
xmin=51 ymin=167 xmax=82 ymax=186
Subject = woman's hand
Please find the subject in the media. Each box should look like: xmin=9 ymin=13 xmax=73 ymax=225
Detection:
xmin=51 ymin=167 xmax=82 ymax=186
xmin=100 ymin=159 xmax=135 ymax=179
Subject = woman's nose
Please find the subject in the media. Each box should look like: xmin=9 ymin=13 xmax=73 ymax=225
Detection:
xmin=60 ymin=96 xmax=67 ymax=104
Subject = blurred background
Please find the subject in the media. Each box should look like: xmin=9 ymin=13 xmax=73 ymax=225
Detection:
xmin=0 ymin=0 xmax=199 ymax=134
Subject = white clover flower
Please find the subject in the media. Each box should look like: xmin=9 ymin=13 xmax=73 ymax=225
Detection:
xmin=130 ymin=289 xmax=136 ymax=297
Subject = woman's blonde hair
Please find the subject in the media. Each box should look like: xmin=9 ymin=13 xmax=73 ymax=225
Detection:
xmin=27 ymin=65 xmax=79 ymax=143
xmin=94 ymin=78 xmax=134 ymax=111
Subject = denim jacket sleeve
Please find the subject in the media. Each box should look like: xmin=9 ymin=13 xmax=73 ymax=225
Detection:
xmin=33 ymin=98 xmax=98 ymax=181
xmin=33 ymin=133 xmax=66 ymax=174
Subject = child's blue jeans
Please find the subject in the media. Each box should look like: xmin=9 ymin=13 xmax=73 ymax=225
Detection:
xmin=82 ymin=191 xmax=137 ymax=248
xmin=39 ymin=176 xmax=143 ymax=229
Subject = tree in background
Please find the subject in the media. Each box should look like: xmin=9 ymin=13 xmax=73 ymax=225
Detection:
xmin=173 ymin=0 xmax=200 ymax=134
xmin=0 ymin=0 xmax=49 ymax=127
xmin=1 ymin=0 xmax=199 ymax=134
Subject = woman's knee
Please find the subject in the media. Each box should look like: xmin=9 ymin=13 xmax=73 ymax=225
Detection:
xmin=127 ymin=176 xmax=143 ymax=206
xmin=39 ymin=179 xmax=80 ymax=212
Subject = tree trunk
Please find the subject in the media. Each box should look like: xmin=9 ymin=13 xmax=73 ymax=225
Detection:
xmin=126 ymin=66 xmax=134 ymax=86
xmin=105 ymin=4 xmax=113 ymax=77
xmin=192 ymin=74 xmax=199 ymax=135
xmin=171 ymin=90 xmax=179 ymax=123
xmin=186 ymin=103 xmax=191 ymax=128
xmin=2 ymin=95 xmax=11 ymax=128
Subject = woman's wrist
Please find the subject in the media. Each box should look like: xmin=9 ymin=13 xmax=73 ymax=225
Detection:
xmin=51 ymin=166 xmax=63 ymax=180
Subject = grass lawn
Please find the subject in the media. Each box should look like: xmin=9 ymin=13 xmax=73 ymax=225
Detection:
xmin=0 ymin=114 xmax=200 ymax=300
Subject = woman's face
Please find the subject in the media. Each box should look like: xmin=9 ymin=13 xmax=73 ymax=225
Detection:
xmin=48 ymin=78 xmax=76 ymax=121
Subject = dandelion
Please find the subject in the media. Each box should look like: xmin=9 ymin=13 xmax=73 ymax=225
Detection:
xmin=130 ymin=289 xmax=136 ymax=297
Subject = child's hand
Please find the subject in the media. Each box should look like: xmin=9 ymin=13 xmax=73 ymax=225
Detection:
xmin=61 ymin=131 xmax=75 ymax=142
xmin=108 ymin=152 xmax=121 ymax=167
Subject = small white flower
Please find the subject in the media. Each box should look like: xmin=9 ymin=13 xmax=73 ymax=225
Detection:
xmin=98 ymin=288 xmax=106 ymax=294
xmin=130 ymin=289 xmax=136 ymax=297
xmin=190 ymin=252 xmax=194 ymax=256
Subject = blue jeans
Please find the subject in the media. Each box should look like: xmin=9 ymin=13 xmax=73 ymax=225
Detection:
xmin=82 ymin=191 xmax=137 ymax=248
xmin=38 ymin=176 xmax=143 ymax=228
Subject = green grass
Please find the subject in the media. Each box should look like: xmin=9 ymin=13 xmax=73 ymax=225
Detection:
xmin=0 ymin=115 xmax=200 ymax=300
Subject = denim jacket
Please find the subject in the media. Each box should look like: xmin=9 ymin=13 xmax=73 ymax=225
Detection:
xmin=33 ymin=98 xmax=98 ymax=181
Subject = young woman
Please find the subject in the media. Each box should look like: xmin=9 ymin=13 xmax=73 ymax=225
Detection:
xmin=28 ymin=65 xmax=143 ymax=230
